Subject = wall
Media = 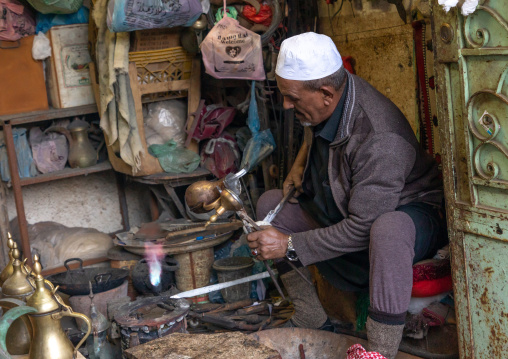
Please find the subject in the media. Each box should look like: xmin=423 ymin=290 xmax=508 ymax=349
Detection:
xmin=6 ymin=172 xmax=151 ymax=234
xmin=318 ymin=0 xmax=418 ymax=132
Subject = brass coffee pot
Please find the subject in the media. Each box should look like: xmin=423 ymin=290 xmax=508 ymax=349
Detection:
xmin=0 ymin=244 xmax=34 ymax=355
xmin=26 ymin=255 xmax=91 ymax=359
xmin=1 ymin=247 xmax=33 ymax=301
xmin=47 ymin=118 xmax=98 ymax=169
xmin=0 ymin=234 xmax=15 ymax=286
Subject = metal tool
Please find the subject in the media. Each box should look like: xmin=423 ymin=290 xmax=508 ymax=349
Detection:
xmin=263 ymin=186 xmax=296 ymax=224
xmin=171 ymin=271 xmax=272 ymax=299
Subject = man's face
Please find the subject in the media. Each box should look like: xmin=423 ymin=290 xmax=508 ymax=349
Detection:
xmin=276 ymin=76 xmax=330 ymax=127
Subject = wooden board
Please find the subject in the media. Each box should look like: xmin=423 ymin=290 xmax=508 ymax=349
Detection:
xmin=124 ymin=332 xmax=281 ymax=359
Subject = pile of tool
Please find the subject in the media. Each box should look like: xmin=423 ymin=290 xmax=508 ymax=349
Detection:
xmin=187 ymin=298 xmax=294 ymax=333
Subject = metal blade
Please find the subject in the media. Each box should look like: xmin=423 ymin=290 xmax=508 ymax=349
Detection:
xmin=170 ymin=271 xmax=273 ymax=299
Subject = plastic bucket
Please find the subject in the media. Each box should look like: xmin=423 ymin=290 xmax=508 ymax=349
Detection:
xmin=212 ymin=257 xmax=254 ymax=303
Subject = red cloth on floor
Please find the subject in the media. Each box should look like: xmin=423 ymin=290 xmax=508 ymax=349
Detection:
xmin=411 ymin=275 xmax=453 ymax=297
xmin=413 ymin=258 xmax=451 ymax=283
xmin=347 ymin=344 xmax=387 ymax=359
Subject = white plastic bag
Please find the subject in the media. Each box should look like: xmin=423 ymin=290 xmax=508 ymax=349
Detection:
xmin=32 ymin=31 xmax=51 ymax=60
xmin=144 ymin=100 xmax=188 ymax=146
xmin=200 ymin=15 xmax=265 ymax=80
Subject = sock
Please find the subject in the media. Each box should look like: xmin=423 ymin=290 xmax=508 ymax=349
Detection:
xmin=280 ymin=267 xmax=328 ymax=329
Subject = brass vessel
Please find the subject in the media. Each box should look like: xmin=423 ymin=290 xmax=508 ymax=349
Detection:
xmin=1 ymin=247 xmax=34 ymax=300
xmin=26 ymin=255 xmax=92 ymax=359
xmin=185 ymin=179 xmax=224 ymax=213
xmin=1 ymin=244 xmax=35 ymax=355
xmin=0 ymin=297 xmax=34 ymax=355
xmin=47 ymin=118 xmax=97 ymax=169
xmin=0 ymin=234 xmax=16 ymax=286
xmin=207 ymin=189 xmax=245 ymax=224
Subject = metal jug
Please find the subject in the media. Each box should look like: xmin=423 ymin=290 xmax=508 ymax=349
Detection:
xmin=46 ymin=118 xmax=97 ymax=169
xmin=26 ymin=255 xmax=91 ymax=359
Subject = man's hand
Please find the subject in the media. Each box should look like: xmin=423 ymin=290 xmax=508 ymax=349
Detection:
xmin=247 ymin=227 xmax=289 ymax=260
xmin=284 ymin=140 xmax=309 ymax=203
xmin=283 ymin=165 xmax=304 ymax=204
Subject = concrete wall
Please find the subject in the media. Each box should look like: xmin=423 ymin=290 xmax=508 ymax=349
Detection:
xmin=318 ymin=0 xmax=418 ymax=132
xmin=6 ymin=171 xmax=151 ymax=234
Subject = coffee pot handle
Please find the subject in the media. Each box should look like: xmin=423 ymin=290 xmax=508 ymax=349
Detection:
xmin=52 ymin=309 xmax=91 ymax=358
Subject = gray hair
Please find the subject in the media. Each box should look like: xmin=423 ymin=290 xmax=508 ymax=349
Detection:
xmin=301 ymin=67 xmax=347 ymax=92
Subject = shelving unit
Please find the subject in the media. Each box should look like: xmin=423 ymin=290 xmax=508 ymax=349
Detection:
xmin=0 ymin=105 xmax=127 ymax=267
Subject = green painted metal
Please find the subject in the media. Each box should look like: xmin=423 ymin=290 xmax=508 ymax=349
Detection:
xmin=0 ymin=306 xmax=37 ymax=359
xmin=431 ymin=0 xmax=508 ymax=358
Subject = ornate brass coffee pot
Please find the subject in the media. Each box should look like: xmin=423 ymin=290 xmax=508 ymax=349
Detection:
xmin=0 ymin=234 xmax=15 ymax=286
xmin=26 ymin=255 xmax=91 ymax=359
xmin=1 ymin=247 xmax=33 ymax=301
xmin=0 ymin=245 xmax=34 ymax=356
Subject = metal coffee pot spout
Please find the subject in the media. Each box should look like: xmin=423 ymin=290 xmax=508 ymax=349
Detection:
xmin=26 ymin=255 xmax=91 ymax=359
xmin=46 ymin=118 xmax=98 ymax=169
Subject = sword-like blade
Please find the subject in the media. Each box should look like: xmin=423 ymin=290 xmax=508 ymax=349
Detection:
xmin=170 ymin=271 xmax=272 ymax=299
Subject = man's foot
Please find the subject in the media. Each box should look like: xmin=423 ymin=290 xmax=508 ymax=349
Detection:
xmin=280 ymin=268 xmax=328 ymax=329
xmin=282 ymin=317 xmax=336 ymax=332
xmin=367 ymin=317 xmax=404 ymax=359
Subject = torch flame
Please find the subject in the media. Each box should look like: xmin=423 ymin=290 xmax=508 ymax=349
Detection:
xmin=144 ymin=243 xmax=164 ymax=287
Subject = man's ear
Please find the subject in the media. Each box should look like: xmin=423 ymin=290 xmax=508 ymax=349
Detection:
xmin=320 ymin=86 xmax=335 ymax=106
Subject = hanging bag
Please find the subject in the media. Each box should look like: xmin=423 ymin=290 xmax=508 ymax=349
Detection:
xmin=200 ymin=0 xmax=265 ymax=80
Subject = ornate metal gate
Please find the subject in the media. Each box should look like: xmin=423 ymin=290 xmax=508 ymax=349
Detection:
xmin=431 ymin=1 xmax=508 ymax=357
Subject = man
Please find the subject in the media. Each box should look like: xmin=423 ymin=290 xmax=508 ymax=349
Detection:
xmin=246 ymin=32 xmax=446 ymax=359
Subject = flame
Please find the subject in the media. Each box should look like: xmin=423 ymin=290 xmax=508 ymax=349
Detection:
xmin=144 ymin=243 xmax=164 ymax=287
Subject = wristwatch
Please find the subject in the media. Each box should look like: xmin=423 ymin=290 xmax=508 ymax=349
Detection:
xmin=286 ymin=234 xmax=299 ymax=261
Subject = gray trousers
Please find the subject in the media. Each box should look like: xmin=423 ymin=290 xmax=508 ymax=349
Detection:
xmin=257 ymin=189 xmax=446 ymax=324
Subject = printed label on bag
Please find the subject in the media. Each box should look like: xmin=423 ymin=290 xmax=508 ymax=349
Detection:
xmin=213 ymin=26 xmax=256 ymax=73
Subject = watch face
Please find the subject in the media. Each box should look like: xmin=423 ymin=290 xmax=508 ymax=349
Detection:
xmin=286 ymin=250 xmax=298 ymax=261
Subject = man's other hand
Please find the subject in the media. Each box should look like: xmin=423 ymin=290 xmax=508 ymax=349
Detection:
xmin=247 ymin=227 xmax=289 ymax=260
xmin=283 ymin=165 xmax=304 ymax=204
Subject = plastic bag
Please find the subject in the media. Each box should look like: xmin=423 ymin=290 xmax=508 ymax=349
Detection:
xmin=31 ymin=31 xmax=51 ymax=60
xmin=0 ymin=0 xmax=35 ymax=41
xmin=29 ymin=127 xmax=68 ymax=174
xmin=242 ymin=4 xmax=272 ymax=26
xmin=148 ymin=139 xmax=200 ymax=173
xmin=187 ymin=102 xmax=236 ymax=143
xmin=107 ymin=0 xmax=202 ymax=32
xmin=25 ymin=221 xmax=113 ymax=268
xmin=35 ymin=6 xmax=89 ymax=34
xmin=240 ymin=81 xmax=275 ymax=170
xmin=200 ymin=133 xmax=239 ymax=178
xmin=27 ymin=0 xmax=81 ymax=15
xmin=200 ymin=16 xmax=265 ymax=80
xmin=0 ymin=128 xmax=37 ymax=182
xmin=144 ymin=100 xmax=187 ymax=147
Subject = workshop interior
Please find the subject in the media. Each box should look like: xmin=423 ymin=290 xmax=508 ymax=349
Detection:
xmin=0 ymin=0 xmax=506 ymax=358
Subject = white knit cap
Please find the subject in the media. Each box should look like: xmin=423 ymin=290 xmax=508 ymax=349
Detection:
xmin=275 ymin=32 xmax=343 ymax=81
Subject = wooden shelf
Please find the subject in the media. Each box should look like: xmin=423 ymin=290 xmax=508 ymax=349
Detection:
xmin=0 ymin=104 xmax=98 ymax=126
xmin=20 ymin=161 xmax=112 ymax=186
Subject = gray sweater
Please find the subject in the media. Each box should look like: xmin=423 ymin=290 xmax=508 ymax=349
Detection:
xmin=292 ymin=73 xmax=443 ymax=266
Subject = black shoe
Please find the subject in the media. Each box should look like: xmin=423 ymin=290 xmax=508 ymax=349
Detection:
xmin=318 ymin=318 xmax=336 ymax=333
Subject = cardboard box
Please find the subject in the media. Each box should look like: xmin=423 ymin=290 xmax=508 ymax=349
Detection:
xmin=0 ymin=36 xmax=49 ymax=116
xmin=130 ymin=27 xmax=182 ymax=52
xmin=46 ymin=24 xmax=95 ymax=108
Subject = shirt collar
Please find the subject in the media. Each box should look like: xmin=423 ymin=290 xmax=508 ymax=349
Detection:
xmin=314 ymin=80 xmax=349 ymax=142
